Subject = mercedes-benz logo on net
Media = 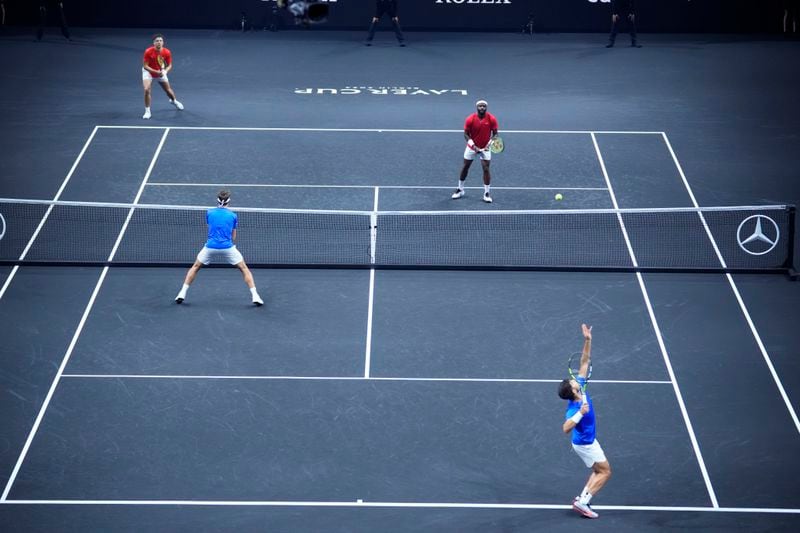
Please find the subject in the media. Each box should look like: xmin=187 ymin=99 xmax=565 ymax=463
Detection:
xmin=736 ymin=214 xmax=780 ymax=256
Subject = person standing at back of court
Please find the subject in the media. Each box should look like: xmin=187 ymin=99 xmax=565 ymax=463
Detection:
xmin=365 ymin=0 xmax=405 ymax=46
xmin=607 ymin=0 xmax=642 ymax=48
xmin=451 ymin=100 xmax=499 ymax=204
xmin=558 ymin=324 xmax=612 ymax=519
xmin=784 ymin=0 xmax=799 ymax=37
xmin=36 ymin=0 xmax=71 ymax=41
xmin=142 ymin=34 xmax=184 ymax=119
xmin=175 ymin=190 xmax=263 ymax=306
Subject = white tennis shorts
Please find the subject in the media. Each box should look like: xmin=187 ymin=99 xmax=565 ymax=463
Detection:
xmin=463 ymin=144 xmax=492 ymax=161
xmin=196 ymin=246 xmax=244 ymax=266
xmin=572 ymin=440 xmax=607 ymax=468
xmin=142 ymin=68 xmax=169 ymax=83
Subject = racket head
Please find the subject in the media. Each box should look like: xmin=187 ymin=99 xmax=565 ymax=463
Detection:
xmin=490 ymin=136 xmax=504 ymax=154
xmin=567 ymin=352 xmax=592 ymax=401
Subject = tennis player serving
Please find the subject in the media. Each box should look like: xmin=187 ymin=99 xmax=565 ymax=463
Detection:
xmin=175 ymin=190 xmax=264 ymax=306
xmin=451 ymin=99 xmax=499 ymax=203
xmin=558 ymin=324 xmax=612 ymax=519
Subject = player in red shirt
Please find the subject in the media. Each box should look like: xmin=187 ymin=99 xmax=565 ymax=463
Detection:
xmin=452 ymin=100 xmax=499 ymax=203
xmin=142 ymin=34 xmax=184 ymax=119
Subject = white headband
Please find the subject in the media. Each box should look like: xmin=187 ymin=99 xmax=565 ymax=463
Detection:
xmin=476 ymin=100 xmax=488 ymax=107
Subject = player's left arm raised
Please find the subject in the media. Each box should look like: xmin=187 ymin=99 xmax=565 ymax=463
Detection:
xmin=579 ymin=324 xmax=592 ymax=378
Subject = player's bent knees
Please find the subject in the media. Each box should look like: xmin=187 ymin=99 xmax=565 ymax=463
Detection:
xmin=593 ymin=461 xmax=612 ymax=477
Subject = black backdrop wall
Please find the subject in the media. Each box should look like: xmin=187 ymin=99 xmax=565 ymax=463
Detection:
xmin=7 ymin=1 xmax=791 ymax=33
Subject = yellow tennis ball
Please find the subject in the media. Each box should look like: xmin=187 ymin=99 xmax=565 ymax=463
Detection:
xmin=555 ymin=193 xmax=563 ymax=201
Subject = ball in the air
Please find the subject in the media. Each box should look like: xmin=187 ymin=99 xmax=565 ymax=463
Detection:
xmin=555 ymin=193 xmax=563 ymax=201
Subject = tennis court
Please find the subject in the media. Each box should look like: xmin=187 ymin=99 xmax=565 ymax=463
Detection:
xmin=1 ymin=29 xmax=799 ymax=532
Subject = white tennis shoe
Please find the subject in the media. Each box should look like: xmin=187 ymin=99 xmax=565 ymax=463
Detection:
xmin=171 ymin=99 xmax=184 ymax=110
xmin=142 ymin=109 xmax=151 ymax=119
xmin=451 ymin=189 xmax=465 ymax=199
xmin=252 ymin=294 xmax=264 ymax=306
xmin=483 ymin=192 xmax=493 ymax=203
xmin=572 ymin=499 xmax=599 ymax=519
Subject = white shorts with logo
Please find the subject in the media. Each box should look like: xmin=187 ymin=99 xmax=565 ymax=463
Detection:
xmin=572 ymin=439 xmax=607 ymax=468
xmin=142 ymin=68 xmax=169 ymax=83
xmin=196 ymin=245 xmax=244 ymax=266
xmin=463 ymin=145 xmax=492 ymax=161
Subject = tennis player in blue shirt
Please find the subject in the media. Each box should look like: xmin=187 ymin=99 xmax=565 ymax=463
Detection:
xmin=175 ymin=190 xmax=263 ymax=306
xmin=558 ymin=324 xmax=612 ymax=519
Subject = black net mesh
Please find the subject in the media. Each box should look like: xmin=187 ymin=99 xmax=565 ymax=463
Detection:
xmin=0 ymin=199 xmax=794 ymax=273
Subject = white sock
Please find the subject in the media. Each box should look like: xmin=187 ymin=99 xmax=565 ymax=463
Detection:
xmin=579 ymin=490 xmax=592 ymax=505
xmin=145 ymin=107 xmax=151 ymax=112
xmin=177 ymin=283 xmax=189 ymax=296
xmin=457 ymin=180 xmax=465 ymax=191
xmin=250 ymin=287 xmax=260 ymax=297
xmin=484 ymin=184 xmax=491 ymax=194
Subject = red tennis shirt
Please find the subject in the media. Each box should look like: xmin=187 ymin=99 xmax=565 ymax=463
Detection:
xmin=143 ymin=46 xmax=172 ymax=78
xmin=464 ymin=112 xmax=499 ymax=149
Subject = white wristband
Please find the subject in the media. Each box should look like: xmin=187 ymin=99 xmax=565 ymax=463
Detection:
xmin=570 ymin=412 xmax=584 ymax=424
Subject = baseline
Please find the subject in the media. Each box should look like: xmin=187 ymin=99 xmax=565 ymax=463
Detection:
xmin=59 ymin=374 xmax=671 ymax=384
xmin=0 ymin=500 xmax=797 ymax=514
xmin=96 ymin=126 xmax=665 ymax=134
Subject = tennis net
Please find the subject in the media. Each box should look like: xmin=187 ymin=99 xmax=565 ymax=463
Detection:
xmin=0 ymin=198 xmax=795 ymax=274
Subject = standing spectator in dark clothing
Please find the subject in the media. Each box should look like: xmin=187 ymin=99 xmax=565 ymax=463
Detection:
xmin=365 ymin=0 xmax=405 ymax=47
xmin=607 ymin=0 xmax=640 ymax=48
xmin=37 ymin=1 xmax=71 ymax=41
xmin=785 ymin=0 xmax=799 ymax=37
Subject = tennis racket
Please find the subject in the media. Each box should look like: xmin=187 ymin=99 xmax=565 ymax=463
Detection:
xmin=490 ymin=136 xmax=504 ymax=154
xmin=157 ymin=55 xmax=167 ymax=77
xmin=568 ymin=351 xmax=592 ymax=405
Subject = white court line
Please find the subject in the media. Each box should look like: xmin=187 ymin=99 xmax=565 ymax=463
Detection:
xmin=0 ymin=126 xmax=100 ymax=301
xmin=59 ymin=374 xmax=671 ymax=384
xmin=0 ymin=499 xmax=797 ymax=514
xmin=0 ymin=129 xmax=172 ymax=502
xmin=147 ymin=183 xmax=608 ymax=191
xmin=364 ymin=187 xmax=379 ymax=378
xmin=661 ymin=133 xmax=800 ymax=435
xmin=96 ymin=126 xmax=665 ymax=134
xmin=591 ymin=132 xmax=719 ymax=508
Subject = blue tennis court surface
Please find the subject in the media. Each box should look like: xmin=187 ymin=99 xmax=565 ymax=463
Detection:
xmin=1 ymin=30 xmax=799 ymax=532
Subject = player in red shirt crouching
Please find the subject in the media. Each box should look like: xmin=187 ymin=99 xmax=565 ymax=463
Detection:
xmin=142 ymin=34 xmax=184 ymax=119
xmin=451 ymin=100 xmax=499 ymax=203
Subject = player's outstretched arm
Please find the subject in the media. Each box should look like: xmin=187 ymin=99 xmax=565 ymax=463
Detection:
xmin=579 ymin=324 xmax=592 ymax=377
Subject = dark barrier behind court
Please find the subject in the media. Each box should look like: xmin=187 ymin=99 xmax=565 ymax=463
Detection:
xmin=4 ymin=0 xmax=792 ymax=33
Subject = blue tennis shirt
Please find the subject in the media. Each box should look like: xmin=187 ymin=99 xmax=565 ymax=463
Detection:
xmin=205 ymin=207 xmax=237 ymax=249
xmin=564 ymin=377 xmax=597 ymax=445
